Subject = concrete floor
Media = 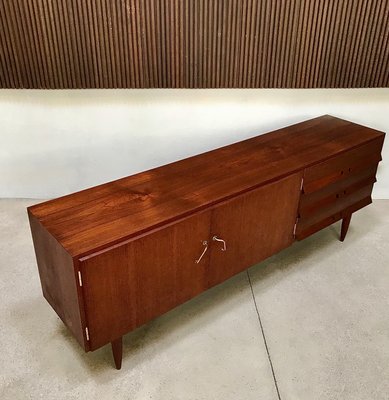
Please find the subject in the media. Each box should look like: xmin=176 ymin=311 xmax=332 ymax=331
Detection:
xmin=0 ymin=199 xmax=388 ymax=400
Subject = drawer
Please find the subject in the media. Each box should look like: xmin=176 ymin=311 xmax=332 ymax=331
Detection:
xmin=303 ymin=139 xmax=382 ymax=194
xmin=296 ymin=196 xmax=372 ymax=240
xmin=296 ymin=182 xmax=374 ymax=240
xmin=299 ymin=165 xmax=378 ymax=218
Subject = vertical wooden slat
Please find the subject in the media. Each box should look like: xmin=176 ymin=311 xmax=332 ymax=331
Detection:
xmin=335 ymin=0 xmax=354 ymax=87
xmin=0 ymin=0 xmax=22 ymax=87
xmin=94 ymin=0 xmax=107 ymax=87
xmin=36 ymin=0 xmax=57 ymax=88
xmin=57 ymin=0 xmax=77 ymax=87
xmin=119 ymin=0 xmax=129 ymax=87
xmin=307 ymin=0 xmax=323 ymax=88
xmin=68 ymin=0 xmax=86 ymax=88
xmin=143 ymin=0 xmax=154 ymax=87
xmin=184 ymin=0 xmax=190 ymax=88
xmin=101 ymin=0 xmax=113 ymax=88
xmin=222 ymin=0 xmax=232 ymax=88
xmin=238 ymin=0 xmax=249 ymax=88
xmin=5 ymin=0 xmax=30 ymax=87
xmin=244 ymin=0 xmax=255 ymax=88
xmin=138 ymin=0 xmax=149 ymax=88
xmin=369 ymin=2 xmax=389 ymax=87
xmin=252 ymin=0 xmax=263 ymax=87
xmin=219 ymin=0 xmax=225 ymax=88
xmin=74 ymin=0 xmax=91 ymax=88
xmin=45 ymin=0 xmax=65 ymax=88
xmin=106 ymin=0 xmax=119 ymax=88
xmin=313 ymin=0 xmax=332 ymax=88
xmin=269 ymin=0 xmax=279 ymax=87
xmin=124 ymin=0 xmax=136 ymax=88
xmin=362 ymin=0 xmax=386 ymax=87
xmin=232 ymin=0 xmax=241 ymax=87
xmin=26 ymin=0 xmax=48 ymax=87
xmin=201 ymin=0 xmax=208 ymax=88
xmin=278 ymin=0 xmax=290 ymax=87
xmin=263 ymin=0 xmax=275 ymax=88
xmin=75 ymin=0 xmax=89 ymax=87
xmin=86 ymin=0 xmax=101 ymax=87
xmin=209 ymin=0 xmax=216 ymax=87
xmin=0 ymin=6 xmax=13 ymax=88
xmin=133 ymin=0 xmax=144 ymax=88
xmin=374 ymin=3 xmax=389 ymax=87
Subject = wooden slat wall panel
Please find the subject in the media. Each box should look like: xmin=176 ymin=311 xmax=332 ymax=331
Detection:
xmin=0 ymin=0 xmax=388 ymax=88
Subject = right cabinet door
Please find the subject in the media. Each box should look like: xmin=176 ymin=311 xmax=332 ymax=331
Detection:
xmin=207 ymin=173 xmax=302 ymax=288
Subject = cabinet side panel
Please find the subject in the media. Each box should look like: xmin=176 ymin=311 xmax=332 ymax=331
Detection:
xmin=28 ymin=212 xmax=85 ymax=349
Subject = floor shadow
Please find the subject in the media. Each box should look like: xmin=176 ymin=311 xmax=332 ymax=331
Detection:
xmin=10 ymin=268 xmax=251 ymax=378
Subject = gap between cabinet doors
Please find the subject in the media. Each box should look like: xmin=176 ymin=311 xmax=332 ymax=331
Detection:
xmin=199 ymin=171 xmax=302 ymax=288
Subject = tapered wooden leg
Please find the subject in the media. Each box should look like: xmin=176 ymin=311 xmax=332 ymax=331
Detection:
xmin=340 ymin=213 xmax=352 ymax=242
xmin=111 ymin=337 xmax=123 ymax=370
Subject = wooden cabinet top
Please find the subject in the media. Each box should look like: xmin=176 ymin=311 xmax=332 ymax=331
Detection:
xmin=28 ymin=115 xmax=385 ymax=258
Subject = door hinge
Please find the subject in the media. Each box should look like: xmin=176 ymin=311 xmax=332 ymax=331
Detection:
xmin=293 ymin=217 xmax=299 ymax=237
xmin=78 ymin=271 xmax=83 ymax=286
xmin=85 ymin=327 xmax=90 ymax=341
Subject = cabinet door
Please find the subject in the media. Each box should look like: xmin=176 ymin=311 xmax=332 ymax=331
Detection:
xmin=80 ymin=211 xmax=211 ymax=350
xmin=207 ymin=173 xmax=302 ymax=288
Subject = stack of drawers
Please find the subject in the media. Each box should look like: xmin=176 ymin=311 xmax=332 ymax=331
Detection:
xmin=296 ymin=138 xmax=383 ymax=240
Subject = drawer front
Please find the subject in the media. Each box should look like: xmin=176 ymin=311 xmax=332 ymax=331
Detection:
xmin=296 ymin=196 xmax=372 ymax=240
xmin=299 ymin=164 xmax=378 ymax=218
xmin=298 ymin=181 xmax=374 ymax=230
xmin=80 ymin=211 xmax=211 ymax=350
xmin=303 ymin=138 xmax=383 ymax=194
xmin=296 ymin=181 xmax=374 ymax=240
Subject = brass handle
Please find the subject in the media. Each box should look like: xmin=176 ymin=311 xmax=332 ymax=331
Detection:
xmin=213 ymin=235 xmax=227 ymax=251
xmin=195 ymin=241 xmax=208 ymax=264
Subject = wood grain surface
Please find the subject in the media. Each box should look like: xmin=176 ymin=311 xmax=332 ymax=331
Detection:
xmin=79 ymin=210 xmax=212 ymax=350
xmin=28 ymin=213 xmax=86 ymax=349
xmin=207 ymin=173 xmax=302 ymax=287
xmin=28 ymin=115 xmax=385 ymax=258
xmin=1 ymin=0 xmax=388 ymax=88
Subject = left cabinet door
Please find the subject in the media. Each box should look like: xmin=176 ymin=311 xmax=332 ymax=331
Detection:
xmin=79 ymin=211 xmax=211 ymax=350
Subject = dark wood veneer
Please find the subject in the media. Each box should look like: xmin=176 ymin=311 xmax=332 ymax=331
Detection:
xmin=28 ymin=115 xmax=385 ymax=368
xmin=28 ymin=213 xmax=86 ymax=349
xmin=207 ymin=173 xmax=302 ymax=288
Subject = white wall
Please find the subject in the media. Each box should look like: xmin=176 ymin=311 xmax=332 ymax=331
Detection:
xmin=1 ymin=89 xmax=388 ymax=199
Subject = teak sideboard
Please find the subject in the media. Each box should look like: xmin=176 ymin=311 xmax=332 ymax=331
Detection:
xmin=28 ymin=115 xmax=385 ymax=369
